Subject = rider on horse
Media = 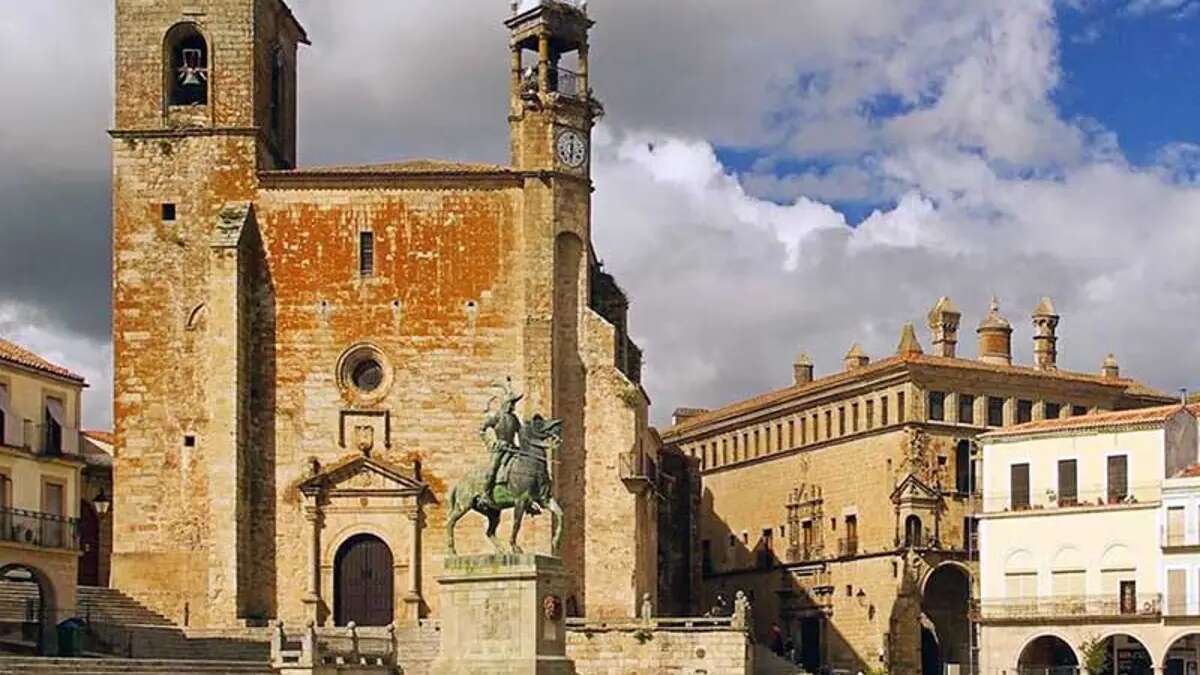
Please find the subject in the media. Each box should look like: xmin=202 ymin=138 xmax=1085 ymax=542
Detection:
xmin=480 ymin=383 xmax=522 ymax=508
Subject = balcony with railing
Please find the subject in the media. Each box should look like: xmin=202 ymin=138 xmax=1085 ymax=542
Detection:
xmin=787 ymin=543 xmax=825 ymax=563
xmin=836 ymin=537 xmax=859 ymax=557
xmin=619 ymin=450 xmax=656 ymax=493
xmin=0 ymin=506 xmax=80 ymax=551
xmin=519 ymin=65 xmax=585 ymax=100
xmin=0 ymin=417 xmax=80 ymax=458
xmin=978 ymin=594 xmax=1161 ymax=621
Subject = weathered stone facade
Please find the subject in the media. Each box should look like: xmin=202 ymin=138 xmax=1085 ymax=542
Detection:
xmin=111 ymin=0 xmax=657 ymax=630
xmin=662 ymin=298 xmax=1176 ymax=675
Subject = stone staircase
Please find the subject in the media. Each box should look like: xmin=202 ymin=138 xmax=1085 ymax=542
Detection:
xmin=77 ymin=587 xmax=174 ymax=627
xmin=753 ymin=644 xmax=808 ymax=675
xmin=0 ymin=656 xmax=274 ymax=674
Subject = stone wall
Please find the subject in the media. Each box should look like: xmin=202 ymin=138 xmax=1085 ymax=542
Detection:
xmin=566 ymin=623 xmax=751 ymax=675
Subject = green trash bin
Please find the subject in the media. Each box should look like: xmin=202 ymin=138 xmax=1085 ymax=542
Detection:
xmin=57 ymin=618 xmax=84 ymax=657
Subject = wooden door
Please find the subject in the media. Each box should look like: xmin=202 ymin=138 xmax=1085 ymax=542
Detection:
xmin=78 ymin=501 xmax=99 ymax=586
xmin=334 ymin=534 xmax=393 ymax=626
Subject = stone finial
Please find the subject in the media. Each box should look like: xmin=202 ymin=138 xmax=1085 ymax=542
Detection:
xmin=1031 ymin=296 xmax=1060 ymax=371
xmin=977 ymin=297 xmax=1013 ymax=366
xmin=794 ymin=352 xmax=814 ymax=385
xmin=896 ymin=323 xmax=924 ymax=357
xmin=927 ymin=296 xmax=962 ymax=358
xmin=1102 ymin=353 xmax=1120 ymax=380
xmin=844 ymin=344 xmax=870 ymax=371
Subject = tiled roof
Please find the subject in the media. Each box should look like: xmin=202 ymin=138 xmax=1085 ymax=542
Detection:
xmin=982 ymin=403 xmax=1200 ymax=439
xmin=270 ymin=159 xmax=513 ymax=176
xmin=83 ymin=430 xmax=113 ymax=445
xmin=0 ymin=338 xmax=85 ymax=383
xmin=664 ymin=352 xmax=1174 ymax=439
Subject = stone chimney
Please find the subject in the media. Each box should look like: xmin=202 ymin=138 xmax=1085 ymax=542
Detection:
xmin=977 ymin=297 xmax=1013 ymax=366
xmin=927 ymin=296 xmax=962 ymax=358
xmin=1031 ymin=296 xmax=1060 ymax=371
xmin=844 ymin=344 xmax=869 ymax=371
xmin=1102 ymin=353 xmax=1120 ymax=380
xmin=897 ymin=322 xmax=924 ymax=357
xmin=671 ymin=407 xmax=709 ymax=426
xmin=793 ymin=352 xmax=814 ymax=385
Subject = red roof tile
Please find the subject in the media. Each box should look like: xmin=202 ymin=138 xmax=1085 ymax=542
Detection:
xmin=982 ymin=403 xmax=1200 ymax=439
xmin=0 ymin=338 xmax=85 ymax=383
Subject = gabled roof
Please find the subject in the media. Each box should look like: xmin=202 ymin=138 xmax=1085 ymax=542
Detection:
xmin=981 ymin=403 xmax=1200 ymax=441
xmin=890 ymin=473 xmax=941 ymax=503
xmin=0 ymin=338 xmax=86 ymax=384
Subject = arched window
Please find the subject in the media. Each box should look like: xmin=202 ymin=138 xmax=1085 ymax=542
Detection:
xmin=905 ymin=515 xmax=923 ymax=548
xmin=165 ymin=23 xmax=209 ymax=106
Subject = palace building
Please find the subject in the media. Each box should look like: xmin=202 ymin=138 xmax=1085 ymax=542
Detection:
xmin=110 ymin=0 xmax=658 ymax=629
xmin=661 ymin=297 xmax=1175 ymax=675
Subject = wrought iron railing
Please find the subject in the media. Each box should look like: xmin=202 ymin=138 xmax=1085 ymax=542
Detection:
xmin=978 ymin=593 xmax=1160 ymax=620
xmin=788 ymin=544 xmax=824 ymax=563
xmin=0 ymin=506 xmax=80 ymax=550
xmin=547 ymin=66 xmax=580 ymax=97
xmin=837 ymin=537 xmax=858 ymax=557
xmin=1 ymin=418 xmax=79 ymax=457
xmin=619 ymin=451 xmax=656 ymax=487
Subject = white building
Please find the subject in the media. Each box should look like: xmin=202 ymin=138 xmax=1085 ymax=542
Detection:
xmin=977 ymin=404 xmax=1200 ymax=675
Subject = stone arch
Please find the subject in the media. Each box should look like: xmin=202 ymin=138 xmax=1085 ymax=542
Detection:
xmin=1007 ymin=549 xmax=1037 ymax=572
xmin=324 ymin=521 xmax=394 ymax=565
xmin=920 ymin=562 xmax=972 ymax=675
xmin=0 ymin=563 xmax=58 ymax=655
xmin=332 ymin=533 xmax=394 ymax=626
xmin=1052 ymin=546 xmax=1083 ymax=570
xmin=1017 ymin=633 xmax=1080 ymax=674
xmin=163 ymin=22 xmax=209 ymax=107
xmin=1161 ymin=632 xmax=1200 ymax=675
xmin=1101 ymin=543 xmax=1133 ymax=569
xmin=1092 ymin=631 xmax=1155 ymax=674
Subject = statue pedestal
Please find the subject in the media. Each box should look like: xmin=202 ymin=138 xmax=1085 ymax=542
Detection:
xmin=430 ymin=554 xmax=575 ymax=675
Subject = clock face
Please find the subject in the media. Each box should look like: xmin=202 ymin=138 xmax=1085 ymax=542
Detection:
xmin=556 ymin=130 xmax=588 ymax=169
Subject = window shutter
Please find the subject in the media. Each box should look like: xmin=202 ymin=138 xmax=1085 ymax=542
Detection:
xmin=1058 ymin=460 xmax=1078 ymax=504
xmin=1108 ymin=455 xmax=1128 ymax=501
xmin=1011 ymin=463 xmax=1030 ymax=510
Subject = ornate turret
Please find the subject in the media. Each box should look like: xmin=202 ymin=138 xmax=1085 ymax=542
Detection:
xmin=844 ymin=344 xmax=870 ymax=371
xmin=977 ymin=297 xmax=1013 ymax=366
xmin=794 ymin=352 xmax=814 ymax=385
xmin=897 ymin=323 xmax=924 ymax=357
xmin=927 ymin=296 xmax=962 ymax=358
xmin=1102 ymin=353 xmax=1120 ymax=380
xmin=1031 ymin=297 xmax=1060 ymax=371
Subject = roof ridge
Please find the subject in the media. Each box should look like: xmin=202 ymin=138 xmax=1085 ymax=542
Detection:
xmin=0 ymin=337 xmax=86 ymax=383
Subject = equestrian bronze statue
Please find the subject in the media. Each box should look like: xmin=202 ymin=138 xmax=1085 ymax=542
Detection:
xmin=445 ymin=380 xmax=565 ymax=556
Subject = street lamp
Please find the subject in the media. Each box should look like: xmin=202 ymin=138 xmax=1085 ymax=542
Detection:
xmin=93 ymin=489 xmax=111 ymax=517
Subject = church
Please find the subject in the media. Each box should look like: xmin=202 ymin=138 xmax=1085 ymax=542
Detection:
xmin=110 ymin=0 xmax=659 ymax=629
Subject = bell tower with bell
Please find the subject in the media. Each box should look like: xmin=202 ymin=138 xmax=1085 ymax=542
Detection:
xmin=506 ymin=0 xmax=601 ymax=175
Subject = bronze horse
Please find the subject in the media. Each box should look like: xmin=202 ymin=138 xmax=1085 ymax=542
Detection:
xmin=445 ymin=417 xmax=565 ymax=556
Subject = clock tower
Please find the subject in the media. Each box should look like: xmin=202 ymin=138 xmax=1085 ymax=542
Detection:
xmin=506 ymin=0 xmax=601 ymax=175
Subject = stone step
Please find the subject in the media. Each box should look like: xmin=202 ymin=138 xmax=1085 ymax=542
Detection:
xmin=0 ymin=657 xmax=273 ymax=674
xmin=76 ymin=588 xmax=174 ymax=627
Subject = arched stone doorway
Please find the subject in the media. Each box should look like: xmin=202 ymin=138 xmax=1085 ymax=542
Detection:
xmin=1092 ymin=633 xmax=1153 ymax=675
xmin=78 ymin=500 xmax=100 ymax=586
xmin=0 ymin=564 xmax=56 ymax=655
xmin=333 ymin=534 xmax=394 ymax=626
xmin=1163 ymin=633 xmax=1200 ymax=675
xmin=1018 ymin=635 xmax=1078 ymax=675
xmin=921 ymin=563 xmax=971 ymax=675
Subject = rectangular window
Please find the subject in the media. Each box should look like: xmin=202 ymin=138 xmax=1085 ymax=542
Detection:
xmin=1057 ymin=459 xmax=1078 ymax=506
xmin=1107 ymin=455 xmax=1128 ymax=503
xmin=801 ymin=521 xmax=814 ymax=558
xmin=721 ymin=439 xmax=728 ymax=464
xmin=0 ymin=382 xmax=7 ymax=446
xmin=881 ymin=397 xmax=889 ymax=426
xmin=743 ymin=434 xmax=749 ymax=460
xmin=852 ymin=403 xmax=860 ymax=432
xmin=759 ymin=528 xmax=774 ymax=569
xmin=845 ymin=515 xmax=858 ymax=556
xmin=838 ymin=407 xmax=846 ymax=436
xmin=754 ymin=429 xmax=760 ymax=456
xmin=42 ymin=481 xmax=65 ymax=548
xmin=866 ymin=399 xmax=875 ymax=428
xmin=898 ymin=392 xmax=906 ymax=422
xmin=813 ymin=414 xmax=819 ymax=441
xmin=987 ymin=397 xmax=1005 ymax=427
xmin=359 ymin=231 xmax=375 ymax=277
xmin=1168 ymin=507 xmax=1186 ymax=547
xmin=701 ymin=540 xmax=713 ymax=575
xmin=1120 ymin=580 xmax=1137 ymax=614
xmin=787 ymin=420 xmax=794 ymax=448
xmin=1168 ymin=569 xmax=1187 ymax=615
xmin=825 ymin=411 xmax=832 ymax=439
xmin=963 ymin=517 xmax=977 ymax=551
xmin=1011 ymin=463 xmax=1031 ymax=510
xmin=44 ymin=397 xmax=65 ymax=456
xmin=1017 ymin=399 xmax=1033 ymax=424
xmin=1072 ymin=405 xmax=1089 ymax=417
xmin=1052 ymin=570 xmax=1086 ymax=596
xmin=777 ymin=423 xmax=784 ymax=451
xmin=928 ymin=391 xmax=946 ymax=421
xmin=1005 ymin=572 xmax=1037 ymax=598
xmin=959 ymin=394 xmax=975 ymax=425
xmin=800 ymin=417 xmax=807 ymax=445
xmin=161 ymin=203 xmax=176 ymax=221
xmin=1045 ymin=402 xmax=1062 ymax=420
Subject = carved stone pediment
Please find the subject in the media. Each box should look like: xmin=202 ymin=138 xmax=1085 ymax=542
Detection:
xmin=299 ymin=454 xmax=426 ymax=499
xmin=890 ymin=473 xmax=940 ymax=507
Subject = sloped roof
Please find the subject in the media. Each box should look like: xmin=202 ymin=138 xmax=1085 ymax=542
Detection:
xmin=664 ymin=352 xmax=1174 ymax=439
xmin=271 ymin=159 xmax=513 ymax=176
xmin=0 ymin=338 xmax=85 ymax=383
xmin=982 ymin=403 xmax=1200 ymax=440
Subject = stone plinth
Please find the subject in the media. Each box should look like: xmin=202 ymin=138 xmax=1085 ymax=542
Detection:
xmin=431 ymin=554 xmax=575 ymax=675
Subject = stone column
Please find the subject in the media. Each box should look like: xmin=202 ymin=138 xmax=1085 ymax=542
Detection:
xmin=403 ymin=505 xmax=423 ymax=623
xmin=302 ymin=500 xmax=322 ymax=625
xmin=578 ymin=44 xmax=589 ymax=96
xmin=538 ymin=33 xmax=550 ymax=93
